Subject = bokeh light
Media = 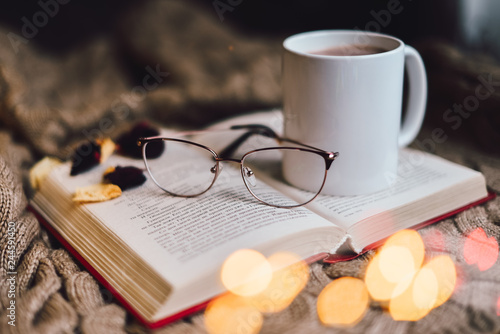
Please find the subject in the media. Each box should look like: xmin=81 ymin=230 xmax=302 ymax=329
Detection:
xmin=247 ymin=252 xmax=309 ymax=313
xmin=463 ymin=227 xmax=499 ymax=271
xmin=317 ymin=277 xmax=369 ymax=327
xmin=214 ymin=227 xmax=463 ymax=333
xmin=422 ymin=255 xmax=456 ymax=309
xmin=205 ymin=293 xmax=263 ymax=334
xmin=221 ymin=249 xmax=273 ymax=297
xmin=363 ymin=229 xmax=458 ymax=322
xmin=378 ymin=246 xmax=416 ymax=283
xmin=389 ymin=274 xmax=433 ymax=321
xmin=211 ymin=251 xmax=309 ymax=333
xmin=412 ymin=267 xmax=439 ymax=310
xmin=365 ymin=230 xmax=425 ymax=301
xmin=389 ymin=255 xmax=457 ymax=321
xmin=365 ymin=251 xmax=405 ymax=301
xmin=382 ymin=229 xmax=425 ymax=270
xmin=497 ymin=295 xmax=500 ymax=316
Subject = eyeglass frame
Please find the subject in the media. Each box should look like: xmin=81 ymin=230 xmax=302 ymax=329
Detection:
xmin=137 ymin=124 xmax=339 ymax=208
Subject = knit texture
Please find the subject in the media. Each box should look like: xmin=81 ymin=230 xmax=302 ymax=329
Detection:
xmin=1 ymin=1 xmax=500 ymax=333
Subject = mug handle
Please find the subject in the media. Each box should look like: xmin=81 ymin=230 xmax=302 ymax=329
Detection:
xmin=398 ymin=45 xmax=427 ymax=147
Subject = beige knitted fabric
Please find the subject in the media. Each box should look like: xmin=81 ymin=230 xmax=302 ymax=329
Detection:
xmin=117 ymin=0 xmax=282 ymax=126
xmin=1 ymin=1 xmax=500 ymax=333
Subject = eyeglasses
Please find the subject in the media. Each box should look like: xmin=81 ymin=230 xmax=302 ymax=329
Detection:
xmin=137 ymin=124 xmax=338 ymax=208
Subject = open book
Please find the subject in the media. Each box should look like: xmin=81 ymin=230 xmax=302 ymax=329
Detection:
xmin=30 ymin=111 xmax=493 ymax=328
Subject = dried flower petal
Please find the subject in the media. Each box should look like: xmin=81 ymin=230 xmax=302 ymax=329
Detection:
xmin=70 ymin=138 xmax=116 ymax=176
xmin=98 ymin=138 xmax=116 ymax=164
xmin=117 ymin=122 xmax=164 ymax=158
xmin=70 ymin=141 xmax=101 ymax=176
xmin=30 ymin=157 xmax=62 ymax=190
xmin=73 ymin=184 xmax=122 ymax=202
xmin=104 ymin=166 xmax=116 ymax=174
xmin=103 ymin=165 xmax=146 ymax=190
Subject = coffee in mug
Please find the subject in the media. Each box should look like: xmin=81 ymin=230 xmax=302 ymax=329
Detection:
xmin=282 ymin=30 xmax=427 ymax=196
xmin=309 ymin=44 xmax=386 ymax=56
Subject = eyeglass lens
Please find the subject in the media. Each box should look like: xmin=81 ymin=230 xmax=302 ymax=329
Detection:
xmin=143 ymin=140 xmax=327 ymax=207
xmin=241 ymin=148 xmax=327 ymax=207
xmin=144 ymin=140 xmax=218 ymax=197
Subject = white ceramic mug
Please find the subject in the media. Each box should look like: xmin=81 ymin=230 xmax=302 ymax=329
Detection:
xmin=282 ymin=30 xmax=427 ymax=196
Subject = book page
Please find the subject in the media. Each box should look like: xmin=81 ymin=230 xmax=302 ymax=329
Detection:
xmin=305 ymin=150 xmax=443 ymax=227
xmin=305 ymin=150 xmax=482 ymax=226
xmin=47 ymin=153 xmax=342 ymax=288
xmin=189 ymin=112 xmax=488 ymax=252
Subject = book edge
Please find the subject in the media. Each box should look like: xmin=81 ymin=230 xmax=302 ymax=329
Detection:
xmin=322 ymin=190 xmax=497 ymax=264
xmin=29 ymin=188 xmax=496 ymax=327
xmin=29 ymin=204 xmax=332 ymax=329
xmin=28 ymin=205 xmax=163 ymax=329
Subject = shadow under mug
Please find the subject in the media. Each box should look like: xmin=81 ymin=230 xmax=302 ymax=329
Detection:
xmin=282 ymin=30 xmax=427 ymax=196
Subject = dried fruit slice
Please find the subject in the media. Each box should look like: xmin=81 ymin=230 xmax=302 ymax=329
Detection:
xmin=30 ymin=157 xmax=62 ymax=190
xmin=73 ymin=184 xmax=122 ymax=202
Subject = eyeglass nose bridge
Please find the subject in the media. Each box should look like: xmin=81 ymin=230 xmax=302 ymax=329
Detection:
xmin=212 ymin=157 xmax=243 ymax=178
xmin=215 ymin=157 xmax=242 ymax=164
xmin=215 ymin=157 xmax=257 ymax=189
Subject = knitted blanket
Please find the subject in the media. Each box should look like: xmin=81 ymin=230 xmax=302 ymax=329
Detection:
xmin=1 ymin=1 xmax=499 ymax=333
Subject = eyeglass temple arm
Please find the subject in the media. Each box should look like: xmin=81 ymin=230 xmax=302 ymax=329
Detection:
xmin=219 ymin=124 xmax=279 ymax=158
xmin=220 ymin=124 xmax=339 ymax=162
xmin=232 ymin=124 xmax=336 ymax=154
xmin=138 ymin=124 xmax=338 ymax=166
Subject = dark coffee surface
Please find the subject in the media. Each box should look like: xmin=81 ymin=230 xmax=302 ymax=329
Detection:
xmin=310 ymin=44 xmax=387 ymax=56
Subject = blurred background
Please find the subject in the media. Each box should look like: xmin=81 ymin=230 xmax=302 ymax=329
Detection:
xmin=0 ymin=0 xmax=499 ymax=155
xmin=0 ymin=0 xmax=498 ymax=58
